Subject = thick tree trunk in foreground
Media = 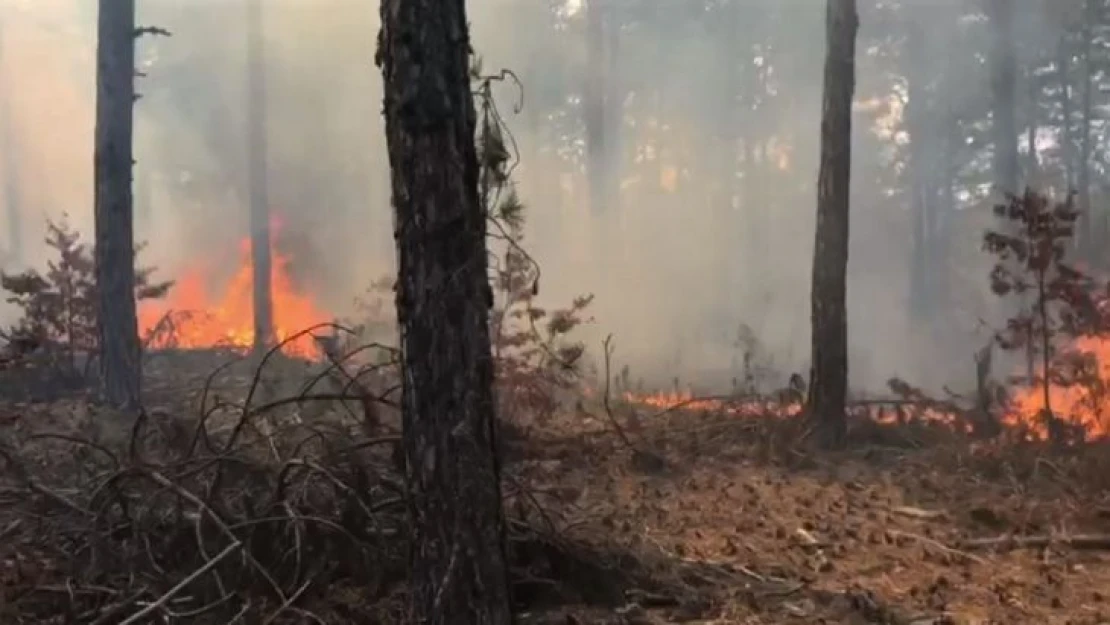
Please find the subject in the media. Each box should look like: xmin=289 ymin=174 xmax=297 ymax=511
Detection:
xmin=808 ymin=0 xmax=857 ymax=447
xmin=94 ymin=0 xmax=141 ymax=409
xmin=376 ymin=0 xmax=513 ymax=623
xmin=247 ymin=0 xmax=274 ymax=354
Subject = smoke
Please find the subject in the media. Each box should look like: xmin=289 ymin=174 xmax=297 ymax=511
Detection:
xmin=0 ymin=0 xmax=1063 ymax=395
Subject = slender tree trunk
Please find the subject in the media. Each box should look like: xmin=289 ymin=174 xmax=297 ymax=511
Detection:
xmin=1057 ymin=35 xmax=1075 ymax=195
xmin=585 ymin=0 xmax=607 ymax=215
xmin=1079 ymin=3 xmax=1094 ymax=260
xmin=987 ymin=0 xmax=1019 ymax=196
xmin=1025 ymin=67 xmax=1038 ymax=182
xmin=247 ymin=0 xmax=274 ymax=354
xmin=94 ymin=0 xmax=141 ymax=409
xmin=376 ymin=0 xmax=513 ymax=622
xmin=906 ymin=17 xmax=933 ymax=321
xmin=808 ymin=0 xmax=857 ymax=447
xmin=0 ymin=19 xmax=19 ymax=266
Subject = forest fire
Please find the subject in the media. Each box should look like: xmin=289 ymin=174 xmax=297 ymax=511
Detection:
xmin=617 ymin=350 xmax=1110 ymax=442
xmin=137 ymin=227 xmax=330 ymax=359
xmin=1003 ymin=335 xmax=1110 ymax=440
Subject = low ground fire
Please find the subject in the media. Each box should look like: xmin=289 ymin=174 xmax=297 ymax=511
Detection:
xmin=137 ymin=224 xmax=330 ymax=359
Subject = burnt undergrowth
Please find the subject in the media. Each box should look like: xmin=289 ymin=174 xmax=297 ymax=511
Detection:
xmin=0 ymin=326 xmax=724 ymax=625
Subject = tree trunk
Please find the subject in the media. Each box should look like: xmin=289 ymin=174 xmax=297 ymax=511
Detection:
xmin=585 ymin=0 xmax=608 ymax=215
xmin=0 ymin=19 xmax=20 ymax=267
xmin=376 ymin=0 xmax=513 ymax=623
xmin=987 ymin=0 xmax=1019 ymax=196
xmin=1057 ymin=35 xmax=1074 ymax=195
xmin=247 ymin=0 xmax=274 ymax=354
xmin=94 ymin=0 xmax=141 ymax=409
xmin=1025 ymin=67 xmax=1038 ymax=183
xmin=1078 ymin=1 xmax=1094 ymax=260
xmin=906 ymin=16 xmax=934 ymax=322
xmin=808 ymin=0 xmax=857 ymax=448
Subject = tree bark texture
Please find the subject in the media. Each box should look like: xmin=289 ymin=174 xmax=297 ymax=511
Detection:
xmin=247 ymin=0 xmax=274 ymax=354
xmin=808 ymin=0 xmax=857 ymax=447
xmin=376 ymin=0 xmax=513 ymax=623
xmin=94 ymin=0 xmax=142 ymax=409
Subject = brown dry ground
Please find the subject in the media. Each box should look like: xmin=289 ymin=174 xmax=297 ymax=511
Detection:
xmin=3 ymin=356 xmax=1110 ymax=624
xmin=513 ymin=409 xmax=1110 ymax=625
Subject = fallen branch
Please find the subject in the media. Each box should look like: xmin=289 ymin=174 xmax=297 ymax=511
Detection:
xmin=959 ymin=533 xmax=1110 ymax=551
xmin=118 ymin=540 xmax=240 ymax=625
xmin=887 ymin=530 xmax=987 ymax=565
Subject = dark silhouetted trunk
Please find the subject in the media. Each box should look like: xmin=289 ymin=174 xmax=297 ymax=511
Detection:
xmin=987 ymin=0 xmax=1019 ymax=196
xmin=94 ymin=0 xmax=141 ymax=409
xmin=376 ymin=0 xmax=512 ymax=622
xmin=808 ymin=0 xmax=857 ymax=448
xmin=247 ymin=0 xmax=274 ymax=354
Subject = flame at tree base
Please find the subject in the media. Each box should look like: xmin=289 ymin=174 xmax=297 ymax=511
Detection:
xmin=1003 ymin=335 xmax=1110 ymax=440
xmin=138 ymin=231 xmax=330 ymax=360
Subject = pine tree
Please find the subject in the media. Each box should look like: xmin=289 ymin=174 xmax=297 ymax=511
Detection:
xmin=94 ymin=0 xmax=142 ymax=409
xmin=376 ymin=0 xmax=513 ymax=621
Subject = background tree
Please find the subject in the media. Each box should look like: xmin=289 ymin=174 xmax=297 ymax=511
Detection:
xmin=246 ymin=0 xmax=274 ymax=355
xmin=94 ymin=0 xmax=141 ymax=409
xmin=987 ymin=0 xmax=1020 ymax=196
xmin=808 ymin=0 xmax=858 ymax=446
xmin=376 ymin=0 xmax=513 ymax=622
xmin=0 ymin=18 xmax=21 ymax=267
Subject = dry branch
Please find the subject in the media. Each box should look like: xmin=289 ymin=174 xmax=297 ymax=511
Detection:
xmin=959 ymin=533 xmax=1110 ymax=551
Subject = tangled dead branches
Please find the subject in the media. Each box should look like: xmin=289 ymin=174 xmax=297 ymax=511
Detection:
xmin=0 ymin=327 xmax=675 ymax=623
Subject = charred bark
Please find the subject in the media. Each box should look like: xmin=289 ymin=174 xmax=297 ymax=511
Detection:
xmin=808 ymin=0 xmax=857 ymax=448
xmin=94 ymin=0 xmax=141 ymax=409
xmin=247 ymin=0 xmax=274 ymax=354
xmin=376 ymin=0 xmax=513 ymax=623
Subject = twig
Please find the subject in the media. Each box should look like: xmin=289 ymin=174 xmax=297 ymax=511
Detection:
xmin=118 ymin=540 xmax=241 ymax=625
xmin=887 ymin=530 xmax=987 ymax=565
xmin=600 ymin=335 xmax=635 ymax=449
xmin=262 ymin=576 xmax=314 ymax=625
xmin=959 ymin=533 xmax=1110 ymax=551
xmin=145 ymin=469 xmax=287 ymax=602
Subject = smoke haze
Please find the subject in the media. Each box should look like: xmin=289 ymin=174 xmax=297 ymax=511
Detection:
xmin=0 ymin=0 xmax=1057 ymax=395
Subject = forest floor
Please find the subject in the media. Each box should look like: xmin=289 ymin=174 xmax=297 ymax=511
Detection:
xmin=1 ymin=352 xmax=1110 ymax=624
xmin=513 ymin=407 xmax=1110 ymax=625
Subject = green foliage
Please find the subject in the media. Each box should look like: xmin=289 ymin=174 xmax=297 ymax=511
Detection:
xmin=0 ymin=216 xmax=171 ymax=376
xmin=477 ymin=62 xmax=594 ymax=421
xmin=983 ymin=189 xmax=1105 ymax=442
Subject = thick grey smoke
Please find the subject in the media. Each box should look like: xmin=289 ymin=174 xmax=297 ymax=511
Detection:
xmin=0 ymin=0 xmax=1060 ymax=395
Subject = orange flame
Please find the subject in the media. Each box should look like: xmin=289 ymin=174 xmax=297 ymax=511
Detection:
xmin=138 ymin=223 xmax=330 ymax=359
xmin=1005 ymin=335 xmax=1110 ymax=440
